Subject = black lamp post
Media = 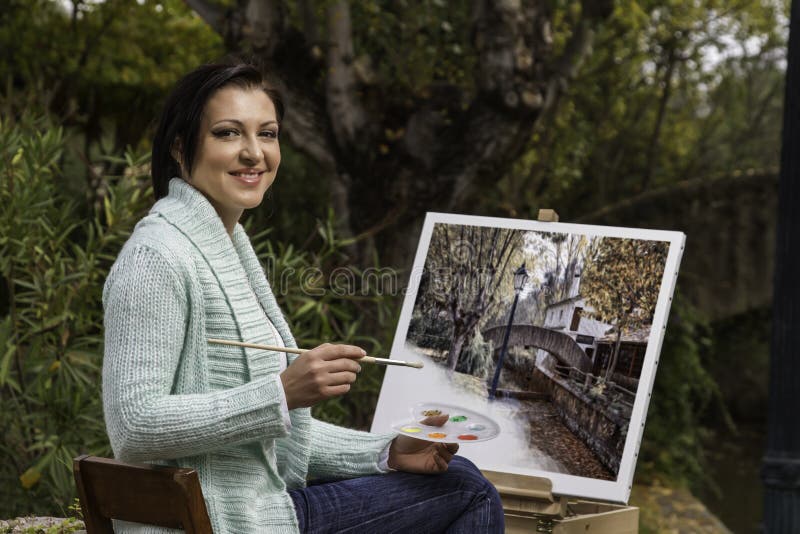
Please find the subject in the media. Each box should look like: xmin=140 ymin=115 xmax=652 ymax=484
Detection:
xmin=763 ymin=0 xmax=800 ymax=529
xmin=489 ymin=263 xmax=529 ymax=400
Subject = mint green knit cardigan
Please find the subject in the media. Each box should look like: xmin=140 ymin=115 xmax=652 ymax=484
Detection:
xmin=102 ymin=178 xmax=395 ymax=533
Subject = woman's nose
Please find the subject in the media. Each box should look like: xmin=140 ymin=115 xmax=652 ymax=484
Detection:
xmin=239 ymin=136 xmax=262 ymax=163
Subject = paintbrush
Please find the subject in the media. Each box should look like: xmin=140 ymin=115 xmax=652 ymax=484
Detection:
xmin=207 ymin=338 xmax=424 ymax=369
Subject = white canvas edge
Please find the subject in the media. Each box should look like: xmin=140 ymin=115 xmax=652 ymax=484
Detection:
xmin=371 ymin=212 xmax=686 ymax=505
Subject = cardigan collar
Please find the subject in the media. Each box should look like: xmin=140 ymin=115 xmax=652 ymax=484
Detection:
xmin=152 ymin=178 xmax=298 ymax=353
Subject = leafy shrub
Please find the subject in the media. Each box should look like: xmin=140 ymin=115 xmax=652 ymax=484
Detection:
xmin=251 ymin=212 xmax=399 ymax=430
xmin=635 ymin=291 xmax=727 ymax=488
xmin=0 ymin=115 xmax=152 ymax=517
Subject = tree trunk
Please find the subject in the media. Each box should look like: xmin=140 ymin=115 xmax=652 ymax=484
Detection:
xmin=447 ymin=325 xmax=469 ymax=371
xmin=605 ymin=328 xmax=623 ymax=380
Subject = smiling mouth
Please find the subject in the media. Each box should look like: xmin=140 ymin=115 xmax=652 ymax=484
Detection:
xmin=229 ymin=170 xmax=265 ymax=179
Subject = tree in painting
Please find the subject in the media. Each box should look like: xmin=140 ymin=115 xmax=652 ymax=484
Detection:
xmin=580 ymin=238 xmax=668 ymax=379
xmin=420 ymin=224 xmax=523 ymax=370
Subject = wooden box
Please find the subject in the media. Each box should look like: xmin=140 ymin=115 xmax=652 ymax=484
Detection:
xmin=482 ymin=470 xmax=639 ymax=533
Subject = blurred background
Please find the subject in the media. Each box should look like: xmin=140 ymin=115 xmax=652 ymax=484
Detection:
xmin=0 ymin=1 xmax=787 ymax=532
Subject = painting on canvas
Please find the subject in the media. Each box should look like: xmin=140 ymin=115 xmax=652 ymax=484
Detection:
xmin=372 ymin=212 xmax=685 ymax=504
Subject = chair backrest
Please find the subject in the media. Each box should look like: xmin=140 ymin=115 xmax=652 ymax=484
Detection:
xmin=73 ymin=454 xmax=213 ymax=534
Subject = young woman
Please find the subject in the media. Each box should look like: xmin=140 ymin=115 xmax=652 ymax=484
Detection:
xmin=102 ymin=60 xmax=504 ymax=533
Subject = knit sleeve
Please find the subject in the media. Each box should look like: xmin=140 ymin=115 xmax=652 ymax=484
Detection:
xmin=306 ymin=418 xmax=397 ymax=479
xmin=102 ymin=244 xmax=289 ymax=462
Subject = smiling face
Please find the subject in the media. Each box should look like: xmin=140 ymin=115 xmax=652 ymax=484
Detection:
xmin=184 ymin=85 xmax=281 ymax=232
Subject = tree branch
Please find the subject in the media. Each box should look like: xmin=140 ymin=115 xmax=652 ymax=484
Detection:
xmin=184 ymin=0 xmax=225 ymax=34
xmin=575 ymin=167 xmax=779 ymax=223
xmin=325 ymin=0 xmax=368 ymax=148
xmin=540 ymin=19 xmax=596 ymax=122
xmin=641 ymin=44 xmax=678 ymax=190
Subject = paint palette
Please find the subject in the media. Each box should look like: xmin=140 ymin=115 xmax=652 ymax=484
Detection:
xmin=391 ymin=402 xmax=500 ymax=443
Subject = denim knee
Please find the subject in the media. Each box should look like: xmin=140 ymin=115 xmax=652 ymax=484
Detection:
xmin=444 ymin=456 xmax=505 ymax=532
xmin=447 ymin=456 xmax=503 ymax=505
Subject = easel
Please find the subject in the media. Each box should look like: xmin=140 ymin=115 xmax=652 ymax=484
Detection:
xmin=481 ymin=469 xmax=638 ymax=533
xmin=477 ymin=208 xmax=640 ymax=533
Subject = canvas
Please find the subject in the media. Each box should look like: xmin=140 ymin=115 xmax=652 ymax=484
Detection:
xmin=372 ymin=212 xmax=685 ymax=504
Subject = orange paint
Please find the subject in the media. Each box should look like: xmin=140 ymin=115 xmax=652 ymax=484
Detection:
xmin=458 ymin=434 xmax=478 ymax=440
xmin=428 ymin=432 xmax=447 ymax=439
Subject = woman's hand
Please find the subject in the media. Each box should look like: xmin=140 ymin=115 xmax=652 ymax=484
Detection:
xmin=279 ymin=343 xmax=363 ymax=410
xmin=388 ymin=414 xmax=459 ymax=474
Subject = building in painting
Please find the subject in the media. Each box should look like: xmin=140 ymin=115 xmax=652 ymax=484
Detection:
xmin=592 ymin=327 xmax=650 ymax=389
xmin=535 ymin=295 xmax=614 ymax=379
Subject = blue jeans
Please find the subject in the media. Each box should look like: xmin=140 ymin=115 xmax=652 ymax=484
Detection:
xmin=289 ymin=456 xmax=505 ymax=533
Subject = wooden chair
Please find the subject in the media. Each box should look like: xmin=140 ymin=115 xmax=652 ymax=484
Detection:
xmin=73 ymin=454 xmax=213 ymax=534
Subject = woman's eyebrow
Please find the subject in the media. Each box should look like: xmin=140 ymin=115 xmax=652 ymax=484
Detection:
xmin=211 ymin=119 xmax=279 ymax=127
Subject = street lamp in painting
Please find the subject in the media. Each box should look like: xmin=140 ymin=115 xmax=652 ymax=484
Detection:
xmin=489 ymin=263 xmax=529 ymax=400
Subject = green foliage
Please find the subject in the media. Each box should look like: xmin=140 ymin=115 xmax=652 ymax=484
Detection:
xmin=250 ymin=210 xmax=400 ymax=429
xmin=635 ymin=290 xmax=726 ymax=488
xmin=285 ymin=0 xmax=477 ymax=97
xmin=0 ymin=0 xmax=223 ymax=153
xmin=494 ymin=0 xmax=786 ymax=217
xmin=0 ymin=115 xmax=152 ymax=517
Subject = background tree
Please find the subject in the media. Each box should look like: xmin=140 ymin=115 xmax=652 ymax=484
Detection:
xmin=0 ymin=0 xmax=223 ymax=208
xmin=580 ymin=238 xmax=669 ymax=379
xmin=493 ymin=0 xmax=786 ymax=220
xmin=184 ymin=0 xmax=615 ymax=269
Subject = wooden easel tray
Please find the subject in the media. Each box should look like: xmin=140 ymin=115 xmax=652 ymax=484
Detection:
xmin=482 ymin=470 xmax=639 ymax=533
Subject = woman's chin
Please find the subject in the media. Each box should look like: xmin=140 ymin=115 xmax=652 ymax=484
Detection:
xmin=235 ymin=186 xmax=271 ymax=209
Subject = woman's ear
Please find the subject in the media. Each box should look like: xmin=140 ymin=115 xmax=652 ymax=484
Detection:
xmin=171 ymin=139 xmax=184 ymax=178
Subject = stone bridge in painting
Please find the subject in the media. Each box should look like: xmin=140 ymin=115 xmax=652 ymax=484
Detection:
xmin=482 ymin=324 xmax=591 ymax=373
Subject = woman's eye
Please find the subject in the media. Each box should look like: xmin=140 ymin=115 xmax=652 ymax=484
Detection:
xmin=212 ymin=129 xmax=238 ymax=138
xmin=259 ymin=130 xmax=279 ymax=139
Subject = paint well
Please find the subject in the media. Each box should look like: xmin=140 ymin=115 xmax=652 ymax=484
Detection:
xmin=401 ymin=426 xmax=422 ymax=433
xmin=450 ymin=415 xmax=468 ymax=422
xmin=428 ymin=432 xmax=447 ymax=439
xmin=458 ymin=434 xmax=479 ymax=440
xmin=467 ymin=423 xmax=486 ymax=431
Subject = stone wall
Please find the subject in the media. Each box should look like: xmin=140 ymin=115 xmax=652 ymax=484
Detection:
xmin=532 ymin=367 xmax=626 ymax=474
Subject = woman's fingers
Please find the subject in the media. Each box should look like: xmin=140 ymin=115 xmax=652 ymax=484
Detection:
xmin=433 ymin=451 xmax=449 ymax=472
xmin=312 ymin=343 xmax=366 ymax=361
xmin=437 ymin=443 xmax=456 ymax=464
xmin=327 ymin=370 xmax=358 ymax=386
xmin=324 ymin=358 xmax=362 ymax=374
xmin=323 ymin=383 xmax=352 ymax=396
